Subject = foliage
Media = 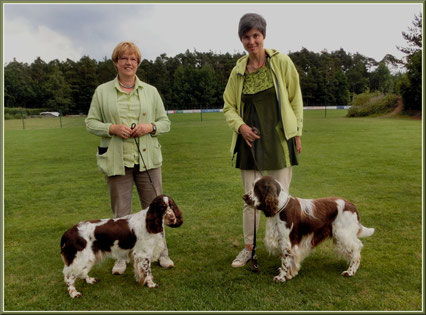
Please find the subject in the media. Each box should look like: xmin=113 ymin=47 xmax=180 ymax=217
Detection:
xmin=289 ymin=48 xmax=357 ymax=106
xmin=3 ymin=112 xmax=422 ymax=311
xmin=4 ymin=107 xmax=49 ymax=119
xmin=4 ymin=50 xmax=246 ymax=114
xmin=43 ymin=68 xmax=73 ymax=113
xmin=397 ymin=13 xmax=422 ymax=111
xmin=5 ymin=46 xmax=406 ymax=115
xmin=347 ymin=92 xmax=400 ymax=117
xmin=397 ymin=13 xmax=423 ymax=57
xmin=399 ymin=50 xmax=422 ymax=111
xmin=4 ymin=60 xmax=35 ymax=109
xmin=369 ymin=62 xmax=392 ymax=93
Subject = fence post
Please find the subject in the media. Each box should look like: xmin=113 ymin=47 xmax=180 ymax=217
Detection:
xmin=200 ymin=105 xmax=203 ymax=122
xmin=59 ymin=111 xmax=63 ymax=128
xmin=21 ymin=110 xmax=25 ymax=130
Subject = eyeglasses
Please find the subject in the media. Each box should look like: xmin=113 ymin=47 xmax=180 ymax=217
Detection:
xmin=118 ymin=57 xmax=138 ymax=64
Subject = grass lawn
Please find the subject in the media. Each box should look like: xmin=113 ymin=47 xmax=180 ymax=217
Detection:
xmin=2 ymin=110 xmax=423 ymax=311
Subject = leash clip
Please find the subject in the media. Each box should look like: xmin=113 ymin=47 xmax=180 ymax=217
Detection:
xmin=250 ymin=255 xmax=260 ymax=273
xmin=251 ymin=127 xmax=260 ymax=136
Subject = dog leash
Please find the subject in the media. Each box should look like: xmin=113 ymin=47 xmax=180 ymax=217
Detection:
xmin=131 ymin=123 xmax=158 ymax=197
xmin=249 ymin=127 xmax=264 ymax=177
xmin=248 ymin=127 xmax=261 ymax=273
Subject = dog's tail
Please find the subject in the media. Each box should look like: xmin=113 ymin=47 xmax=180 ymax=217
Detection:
xmin=358 ymin=225 xmax=375 ymax=238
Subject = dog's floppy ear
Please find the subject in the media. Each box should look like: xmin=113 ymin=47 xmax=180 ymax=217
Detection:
xmin=243 ymin=193 xmax=254 ymax=206
xmin=265 ymin=194 xmax=278 ymax=215
xmin=146 ymin=196 xmax=166 ymax=234
xmin=167 ymin=197 xmax=183 ymax=228
xmin=262 ymin=177 xmax=280 ymax=215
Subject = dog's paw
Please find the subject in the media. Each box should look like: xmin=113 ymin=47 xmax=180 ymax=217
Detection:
xmin=69 ymin=290 xmax=82 ymax=298
xmin=273 ymin=275 xmax=286 ymax=283
xmin=85 ymin=277 xmax=98 ymax=284
xmin=341 ymin=270 xmax=353 ymax=277
xmin=147 ymin=281 xmax=158 ymax=288
xmin=286 ymin=270 xmax=298 ymax=280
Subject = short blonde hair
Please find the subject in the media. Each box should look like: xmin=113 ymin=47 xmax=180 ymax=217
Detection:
xmin=111 ymin=41 xmax=142 ymax=65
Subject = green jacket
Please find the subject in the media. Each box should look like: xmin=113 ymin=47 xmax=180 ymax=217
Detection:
xmin=85 ymin=77 xmax=170 ymax=176
xmin=223 ymin=49 xmax=303 ymax=157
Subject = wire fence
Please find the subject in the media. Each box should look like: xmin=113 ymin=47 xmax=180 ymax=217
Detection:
xmin=4 ymin=106 xmax=350 ymax=131
xmin=4 ymin=115 xmax=86 ymax=131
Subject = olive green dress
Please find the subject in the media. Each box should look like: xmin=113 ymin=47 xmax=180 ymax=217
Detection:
xmin=235 ymin=62 xmax=298 ymax=171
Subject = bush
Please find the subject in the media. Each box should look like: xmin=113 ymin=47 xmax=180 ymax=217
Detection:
xmin=347 ymin=92 xmax=399 ymax=117
xmin=4 ymin=107 xmax=49 ymax=120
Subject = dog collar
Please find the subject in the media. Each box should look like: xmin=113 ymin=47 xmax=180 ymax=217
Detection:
xmin=276 ymin=195 xmax=291 ymax=215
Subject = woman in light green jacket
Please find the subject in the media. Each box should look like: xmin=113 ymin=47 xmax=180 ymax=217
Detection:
xmin=223 ymin=13 xmax=304 ymax=268
xmin=85 ymin=42 xmax=173 ymax=274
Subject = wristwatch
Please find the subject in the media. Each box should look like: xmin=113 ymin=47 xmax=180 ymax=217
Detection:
xmin=150 ymin=123 xmax=157 ymax=135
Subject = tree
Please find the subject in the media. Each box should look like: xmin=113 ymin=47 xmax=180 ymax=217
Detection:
xmin=66 ymin=56 xmax=99 ymax=114
xmin=346 ymin=53 xmax=369 ymax=96
xmin=290 ymin=48 xmax=323 ymax=106
xmin=332 ymin=69 xmax=351 ymax=105
xmin=5 ymin=47 xmax=388 ymax=113
xmin=397 ymin=13 xmax=422 ymax=111
xmin=29 ymin=57 xmax=50 ymax=108
xmin=369 ymin=62 xmax=392 ymax=93
xmin=398 ymin=13 xmax=422 ymax=58
xmin=173 ymin=64 xmax=221 ymax=110
xmin=97 ymin=57 xmax=116 ymax=83
xmin=4 ymin=60 xmax=35 ymax=108
xmin=42 ymin=68 xmax=73 ymax=114
xmin=399 ymin=50 xmax=422 ymax=111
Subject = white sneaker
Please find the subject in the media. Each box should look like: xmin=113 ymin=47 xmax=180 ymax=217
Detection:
xmin=231 ymin=248 xmax=252 ymax=268
xmin=112 ymin=259 xmax=127 ymax=275
xmin=159 ymin=255 xmax=174 ymax=269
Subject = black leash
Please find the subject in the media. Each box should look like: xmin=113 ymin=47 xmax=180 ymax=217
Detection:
xmin=131 ymin=123 xmax=158 ymax=197
xmin=249 ymin=127 xmax=264 ymax=178
xmin=248 ymin=127 xmax=261 ymax=273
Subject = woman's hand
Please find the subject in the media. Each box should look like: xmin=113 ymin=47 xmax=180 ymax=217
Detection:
xmin=129 ymin=123 xmax=154 ymax=138
xmin=109 ymin=124 xmax=133 ymax=139
xmin=295 ymin=136 xmax=302 ymax=154
xmin=239 ymin=124 xmax=260 ymax=147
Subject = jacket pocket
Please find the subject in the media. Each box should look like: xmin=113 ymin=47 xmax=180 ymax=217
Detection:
xmin=147 ymin=138 xmax=162 ymax=167
xmin=98 ymin=146 xmax=108 ymax=155
xmin=96 ymin=147 xmax=111 ymax=175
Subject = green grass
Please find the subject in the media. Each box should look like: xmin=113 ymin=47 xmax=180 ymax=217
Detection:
xmin=3 ymin=110 xmax=423 ymax=311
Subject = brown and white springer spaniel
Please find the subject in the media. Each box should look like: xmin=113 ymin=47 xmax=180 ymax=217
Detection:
xmin=243 ymin=176 xmax=374 ymax=282
xmin=60 ymin=195 xmax=183 ymax=298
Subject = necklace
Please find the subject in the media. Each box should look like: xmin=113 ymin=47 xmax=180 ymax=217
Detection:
xmin=118 ymin=80 xmax=135 ymax=89
xmin=247 ymin=57 xmax=266 ymax=72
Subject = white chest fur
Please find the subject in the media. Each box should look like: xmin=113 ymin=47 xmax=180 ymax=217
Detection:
xmin=264 ymin=216 xmax=291 ymax=256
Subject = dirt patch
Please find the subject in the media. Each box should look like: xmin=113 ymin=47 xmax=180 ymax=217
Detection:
xmin=392 ymin=97 xmax=404 ymax=114
xmin=386 ymin=97 xmax=422 ymax=120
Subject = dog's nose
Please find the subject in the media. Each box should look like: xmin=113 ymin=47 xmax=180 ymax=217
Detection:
xmin=243 ymin=193 xmax=255 ymax=206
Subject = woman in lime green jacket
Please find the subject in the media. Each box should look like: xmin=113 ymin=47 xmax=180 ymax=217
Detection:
xmin=85 ymin=42 xmax=173 ymax=274
xmin=223 ymin=13 xmax=304 ymax=268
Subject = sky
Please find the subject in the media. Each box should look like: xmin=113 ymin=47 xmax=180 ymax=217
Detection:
xmin=2 ymin=2 xmax=423 ymax=65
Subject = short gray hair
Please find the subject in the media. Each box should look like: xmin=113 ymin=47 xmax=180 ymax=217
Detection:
xmin=238 ymin=13 xmax=267 ymax=40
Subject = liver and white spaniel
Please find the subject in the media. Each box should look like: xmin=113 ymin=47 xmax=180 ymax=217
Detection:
xmin=60 ymin=195 xmax=183 ymax=298
xmin=243 ymin=176 xmax=374 ymax=282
